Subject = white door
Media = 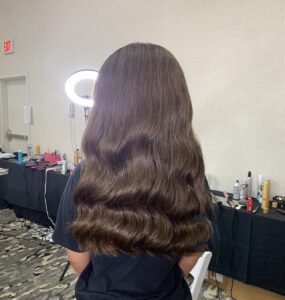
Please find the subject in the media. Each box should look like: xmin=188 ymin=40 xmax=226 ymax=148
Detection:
xmin=0 ymin=76 xmax=29 ymax=154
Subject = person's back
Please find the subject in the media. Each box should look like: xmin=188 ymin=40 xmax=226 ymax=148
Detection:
xmin=53 ymin=43 xmax=212 ymax=299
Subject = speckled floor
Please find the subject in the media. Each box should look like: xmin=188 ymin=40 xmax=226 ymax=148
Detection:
xmin=0 ymin=209 xmax=76 ymax=299
xmin=0 ymin=209 xmax=229 ymax=300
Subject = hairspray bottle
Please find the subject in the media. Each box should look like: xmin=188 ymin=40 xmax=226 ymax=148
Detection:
xmin=74 ymin=149 xmax=79 ymax=165
xmin=246 ymin=171 xmax=252 ymax=197
xmin=262 ymin=179 xmax=270 ymax=214
xmin=18 ymin=149 xmax=23 ymax=164
xmin=239 ymin=179 xmax=248 ymax=202
xmin=61 ymin=153 xmax=67 ymax=175
xmin=27 ymin=143 xmax=32 ymax=160
xmin=233 ymin=180 xmax=240 ymax=200
xmin=35 ymin=144 xmax=40 ymax=156
xmin=257 ymin=175 xmax=264 ymax=203
xmin=247 ymin=197 xmax=253 ymax=212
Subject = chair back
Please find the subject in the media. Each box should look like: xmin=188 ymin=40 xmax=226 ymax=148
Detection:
xmin=190 ymin=251 xmax=212 ymax=300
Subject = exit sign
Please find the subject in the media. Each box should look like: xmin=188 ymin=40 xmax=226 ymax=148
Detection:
xmin=3 ymin=40 xmax=14 ymax=54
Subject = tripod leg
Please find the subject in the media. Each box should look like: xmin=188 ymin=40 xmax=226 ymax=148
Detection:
xmin=59 ymin=261 xmax=70 ymax=281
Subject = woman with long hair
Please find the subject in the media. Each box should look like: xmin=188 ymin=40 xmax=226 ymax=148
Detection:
xmin=53 ymin=43 xmax=212 ymax=299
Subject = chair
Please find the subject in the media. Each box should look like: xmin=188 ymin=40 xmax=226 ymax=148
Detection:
xmin=190 ymin=251 xmax=212 ymax=300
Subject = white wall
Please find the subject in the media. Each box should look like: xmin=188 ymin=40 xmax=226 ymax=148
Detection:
xmin=0 ymin=0 xmax=284 ymax=196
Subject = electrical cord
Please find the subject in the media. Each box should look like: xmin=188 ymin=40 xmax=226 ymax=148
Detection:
xmin=44 ymin=168 xmax=56 ymax=227
xmin=230 ymin=277 xmax=234 ymax=298
xmin=228 ymin=207 xmax=237 ymax=299
xmin=214 ymin=272 xmax=220 ymax=300
xmin=23 ymin=167 xmax=31 ymax=229
xmin=212 ymin=193 xmax=239 ymax=300
xmin=9 ymin=166 xmax=56 ymax=238
xmin=213 ymin=199 xmax=222 ymax=299
xmin=1 ymin=220 xmax=54 ymax=243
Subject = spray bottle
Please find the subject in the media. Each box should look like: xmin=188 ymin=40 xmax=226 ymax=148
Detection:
xmin=257 ymin=175 xmax=264 ymax=203
xmin=246 ymin=171 xmax=252 ymax=197
xmin=61 ymin=153 xmax=67 ymax=175
xmin=74 ymin=149 xmax=79 ymax=165
xmin=18 ymin=149 xmax=23 ymax=164
xmin=262 ymin=179 xmax=270 ymax=214
xmin=240 ymin=179 xmax=248 ymax=202
xmin=233 ymin=180 xmax=240 ymax=200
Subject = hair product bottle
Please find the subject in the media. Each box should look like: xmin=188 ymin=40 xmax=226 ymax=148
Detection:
xmin=61 ymin=153 xmax=67 ymax=175
xmin=78 ymin=149 xmax=82 ymax=164
xmin=257 ymin=175 xmax=264 ymax=203
xmin=35 ymin=144 xmax=40 ymax=156
xmin=74 ymin=149 xmax=79 ymax=165
xmin=247 ymin=171 xmax=252 ymax=197
xmin=239 ymin=179 xmax=248 ymax=201
xmin=247 ymin=197 xmax=253 ymax=212
xmin=27 ymin=143 xmax=32 ymax=159
xmin=262 ymin=179 xmax=270 ymax=214
xmin=233 ymin=180 xmax=240 ymax=200
xmin=18 ymin=149 xmax=23 ymax=164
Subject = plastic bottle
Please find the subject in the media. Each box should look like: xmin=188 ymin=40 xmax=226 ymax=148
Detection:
xmin=74 ymin=149 xmax=79 ymax=165
xmin=262 ymin=179 xmax=270 ymax=214
xmin=27 ymin=143 xmax=32 ymax=159
xmin=78 ymin=149 xmax=82 ymax=164
xmin=233 ymin=180 xmax=240 ymax=200
xmin=246 ymin=171 xmax=252 ymax=197
xmin=257 ymin=175 xmax=264 ymax=203
xmin=18 ymin=150 xmax=23 ymax=164
xmin=247 ymin=197 xmax=253 ymax=212
xmin=61 ymin=153 xmax=67 ymax=175
xmin=240 ymin=179 xmax=248 ymax=201
xmin=35 ymin=144 xmax=40 ymax=156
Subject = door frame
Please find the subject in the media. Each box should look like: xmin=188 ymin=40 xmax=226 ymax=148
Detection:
xmin=0 ymin=73 xmax=30 ymax=152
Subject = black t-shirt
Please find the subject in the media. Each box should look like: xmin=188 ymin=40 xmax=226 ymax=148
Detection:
xmin=53 ymin=165 xmax=192 ymax=300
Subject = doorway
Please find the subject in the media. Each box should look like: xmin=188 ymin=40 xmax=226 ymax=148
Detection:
xmin=0 ymin=75 xmax=29 ymax=154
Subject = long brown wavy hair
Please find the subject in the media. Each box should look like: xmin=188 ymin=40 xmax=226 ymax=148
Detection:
xmin=70 ymin=43 xmax=212 ymax=257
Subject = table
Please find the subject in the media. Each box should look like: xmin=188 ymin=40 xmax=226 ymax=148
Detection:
xmin=0 ymin=166 xmax=9 ymax=208
xmin=1 ymin=160 xmax=284 ymax=295
xmin=0 ymin=159 xmax=69 ymax=226
xmin=209 ymin=200 xmax=285 ymax=296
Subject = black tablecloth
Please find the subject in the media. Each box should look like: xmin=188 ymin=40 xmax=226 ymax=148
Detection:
xmin=0 ymin=162 xmax=9 ymax=208
xmin=0 ymin=160 xmax=284 ymax=295
xmin=209 ymin=203 xmax=285 ymax=296
xmin=0 ymin=159 xmax=69 ymax=225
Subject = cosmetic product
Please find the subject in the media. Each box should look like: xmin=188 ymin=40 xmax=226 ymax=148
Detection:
xmin=262 ymin=179 xmax=270 ymax=214
xmin=35 ymin=144 xmax=40 ymax=156
xmin=61 ymin=153 xmax=67 ymax=175
xmin=246 ymin=197 xmax=253 ymax=212
xmin=78 ymin=150 xmax=82 ymax=163
xmin=74 ymin=149 xmax=79 ymax=165
xmin=247 ymin=171 xmax=252 ymax=197
xmin=27 ymin=143 xmax=32 ymax=159
xmin=257 ymin=175 xmax=264 ymax=203
xmin=233 ymin=180 xmax=240 ymax=200
xmin=18 ymin=150 xmax=23 ymax=164
xmin=240 ymin=179 xmax=248 ymax=201
xmin=272 ymin=201 xmax=278 ymax=209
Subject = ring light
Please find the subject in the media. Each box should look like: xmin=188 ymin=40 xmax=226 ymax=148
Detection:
xmin=65 ymin=70 xmax=98 ymax=107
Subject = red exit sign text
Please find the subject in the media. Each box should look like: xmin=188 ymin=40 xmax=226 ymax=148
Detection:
xmin=3 ymin=40 xmax=14 ymax=54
